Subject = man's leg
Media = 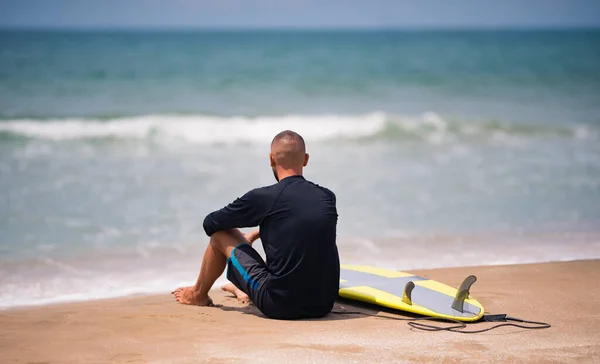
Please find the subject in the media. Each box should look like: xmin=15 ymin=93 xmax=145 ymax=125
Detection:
xmin=173 ymin=229 xmax=248 ymax=306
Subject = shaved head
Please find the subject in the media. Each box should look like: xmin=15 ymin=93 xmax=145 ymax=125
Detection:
xmin=270 ymin=130 xmax=308 ymax=182
xmin=271 ymin=130 xmax=306 ymax=169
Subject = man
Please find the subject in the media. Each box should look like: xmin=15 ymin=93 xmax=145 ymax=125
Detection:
xmin=173 ymin=130 xmax=340 ymax=320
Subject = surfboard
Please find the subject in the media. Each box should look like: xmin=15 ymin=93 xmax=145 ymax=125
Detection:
xmin=338 ymin=265 xmax=485 ymax=322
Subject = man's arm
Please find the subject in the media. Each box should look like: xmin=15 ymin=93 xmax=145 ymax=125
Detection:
xmin=244 ymin=229 xmax=261 ymax=244
xmin=202 ymin=188 xmax=269 ymax=236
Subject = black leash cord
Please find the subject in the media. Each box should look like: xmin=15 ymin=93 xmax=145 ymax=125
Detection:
xmin=330 ymin=311 xmax=551 ymax=333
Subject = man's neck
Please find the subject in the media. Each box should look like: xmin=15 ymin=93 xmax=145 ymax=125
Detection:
xmin=277 ymin=169 xmax=303 ymax=182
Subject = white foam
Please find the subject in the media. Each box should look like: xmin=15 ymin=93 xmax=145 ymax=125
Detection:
xmin=573 ymin=125 xmax=598 ymax=140
xmin=341 ymin=237 xmax=600 ymax=271
xmin=0 ymin=113 xmax=389 ymax=144
xmin=0 ymin=270 xmax=230 ymax=310
xmin=2 ymin=236 xmax=600 ymax=310
xmin=2 ymin=113 xmax=595 ymax=145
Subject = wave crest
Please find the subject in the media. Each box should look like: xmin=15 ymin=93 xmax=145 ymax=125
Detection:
xmin=0 ymin=112 xmax=596 ymax=144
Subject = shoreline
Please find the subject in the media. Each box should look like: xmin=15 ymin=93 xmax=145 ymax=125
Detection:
xmin=4 ymin=227 xmax=600 ymax=311
xmin=2 ymin=259 xmax=599 ymax=363
xmin=0 ymin=257 xmax=594 ymax=312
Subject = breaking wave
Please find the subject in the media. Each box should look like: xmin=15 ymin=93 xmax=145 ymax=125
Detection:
xmin=0 ymin=112 xmax=596 ymax=145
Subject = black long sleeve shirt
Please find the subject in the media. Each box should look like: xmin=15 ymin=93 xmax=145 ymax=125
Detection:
xmin=203 ymin=175 xmax=340 ymax=311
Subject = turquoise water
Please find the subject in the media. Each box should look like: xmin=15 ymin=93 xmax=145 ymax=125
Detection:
xmin=1 ymin=30 xmax=599 ymax=120
xmin=1 ymin=30 xmax=600 ymax=308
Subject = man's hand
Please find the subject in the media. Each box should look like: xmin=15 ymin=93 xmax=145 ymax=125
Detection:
xmin=243 ymin=229 xmax=260 ymax=244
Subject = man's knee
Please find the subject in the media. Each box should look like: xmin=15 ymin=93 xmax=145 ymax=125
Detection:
xmin=208 ymin=231 xmax=228 ymax=250
xmin=209 ymin=230 xmax=248 ymax=257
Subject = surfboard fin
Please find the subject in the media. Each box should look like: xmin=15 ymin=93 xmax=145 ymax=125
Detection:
xmin=451 ymin=275 xmax=477 ymax=313
xmin=401 ymin=281 xmax=415 ymax=305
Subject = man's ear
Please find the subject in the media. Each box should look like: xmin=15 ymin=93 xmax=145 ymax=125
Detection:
xmin=303 ymin=153 xmax=309 ymax=167
xmin=270 ymin=153 xmax=276 ymax=167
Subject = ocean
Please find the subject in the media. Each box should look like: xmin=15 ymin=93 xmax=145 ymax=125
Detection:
xmin=1 ymin=29 xmax=599 ymax=309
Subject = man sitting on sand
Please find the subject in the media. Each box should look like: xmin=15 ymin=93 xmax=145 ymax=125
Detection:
xmin=173 ymin=130 xmax=340 ymax=320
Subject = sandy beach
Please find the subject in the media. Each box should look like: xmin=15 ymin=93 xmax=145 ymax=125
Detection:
xmin=1 ymin=260 xmax=599 ymax=363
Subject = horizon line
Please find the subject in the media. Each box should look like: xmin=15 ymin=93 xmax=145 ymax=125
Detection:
xmin=1 ymin=25 xmax=599 ymax=32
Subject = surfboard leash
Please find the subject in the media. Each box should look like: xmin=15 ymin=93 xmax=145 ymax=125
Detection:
xmin=405 ymin=313 xmax=551 ymax=333
xmin=330 ymin=311 xmax=551 ymax=333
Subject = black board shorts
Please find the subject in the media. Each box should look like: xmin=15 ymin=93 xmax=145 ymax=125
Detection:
xmin=226 ymin=243 xmax=278 ymax=317
xmin=227 ymin=242 xmax=333 ymax=320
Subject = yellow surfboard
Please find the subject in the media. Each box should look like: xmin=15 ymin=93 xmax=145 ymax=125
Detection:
xmin=338 ymin=265 xmax=484 ymax=322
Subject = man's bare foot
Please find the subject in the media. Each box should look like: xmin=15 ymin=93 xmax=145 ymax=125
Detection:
xmin=221 ymin=283 xmax=250 ymax=302
xmin=172 ymin=286 xmax=214 ymax=306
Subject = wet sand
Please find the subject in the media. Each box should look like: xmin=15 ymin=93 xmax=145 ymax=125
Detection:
xmin=1 ymin=260 xmax=599 ymax=363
